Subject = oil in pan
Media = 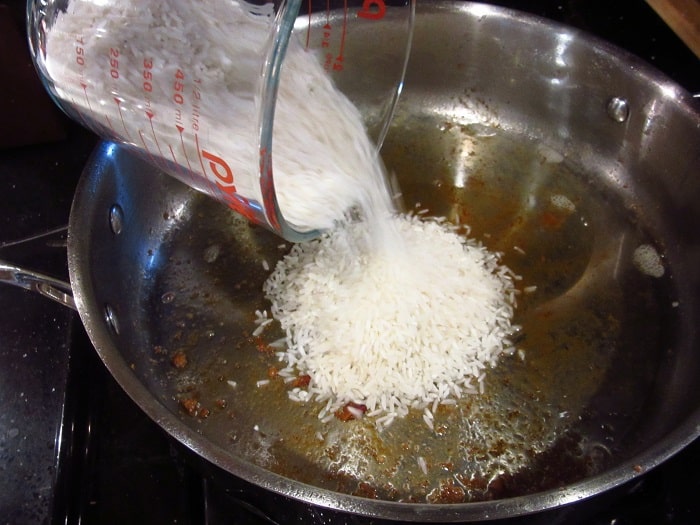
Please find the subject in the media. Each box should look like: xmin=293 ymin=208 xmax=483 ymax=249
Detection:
xmin=145 ymin=111 xmax=672 ymax=503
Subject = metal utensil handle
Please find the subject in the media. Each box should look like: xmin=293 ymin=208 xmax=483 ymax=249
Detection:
xmin=0 ymin=261 xmax=76 ymax=310
xmin=0 ymin=225 xmax=76 ymax=309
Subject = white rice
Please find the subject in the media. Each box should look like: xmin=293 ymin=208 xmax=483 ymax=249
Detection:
xmin=263 ymin=212 xmax=519 ymax=429
xmin=417 ymin=456 xmax=428 ymax=475
xmin=49 ymin=0 xmax=523 ymax=432
xmin=632 ymin=243 xmax=665 ymax=278
xmin=252 ymin=318 xmax=273 ymax=337
xmin=550 ymin=194 xmax=576 ymax=212
xmin=44 ymin=0 xmax=391 ymax=233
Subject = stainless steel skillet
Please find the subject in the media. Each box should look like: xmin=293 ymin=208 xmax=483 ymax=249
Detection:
xmin=2 ymin=2 xmax=699 ymax=522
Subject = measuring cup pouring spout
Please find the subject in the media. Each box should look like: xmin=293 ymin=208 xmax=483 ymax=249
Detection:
xmin=27 ymin=0 xmax=415 ymax=242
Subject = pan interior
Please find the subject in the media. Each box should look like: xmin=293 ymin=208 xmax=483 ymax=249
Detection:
xmin=72 ymin=1 xmax=699 ymax=510
xmin=132 ymin=115 xmax=677 ymax=502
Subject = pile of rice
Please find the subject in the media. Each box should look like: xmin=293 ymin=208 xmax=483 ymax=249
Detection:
xmin=263 ymin=212 xmax=519 ymax=430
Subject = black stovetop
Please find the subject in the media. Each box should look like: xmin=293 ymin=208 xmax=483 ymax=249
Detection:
xmin=1 ymin=1 xmax=698 ymax=524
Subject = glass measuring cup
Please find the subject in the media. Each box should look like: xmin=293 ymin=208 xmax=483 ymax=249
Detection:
xmin=27 ymin=0 xmax=415 ymax=242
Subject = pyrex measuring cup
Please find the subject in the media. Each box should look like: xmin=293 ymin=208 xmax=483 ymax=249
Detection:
xmin=27 ymin=0 xmax=415 ymax=242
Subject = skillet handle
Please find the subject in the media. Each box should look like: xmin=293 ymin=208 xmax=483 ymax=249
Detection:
xmin=0 ymin=260 xmax=76 ymax=310
xmin=0 ymin=225 xmax=76 ymax=310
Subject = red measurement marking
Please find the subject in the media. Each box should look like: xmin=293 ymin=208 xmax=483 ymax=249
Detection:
xmin=322 ymin=24 xmax=331 ymax=48
xmin=114 ymin=97 xmax=133 ymax=141
xmin=104 ymin=114 xmax=116 ymax=133
xmin=74 ymin=36 xmax=92 ymax=113
xmin=357 ymin=0 xmax=387 ymax=20
xmin=75 ymin=36 xmax=86 ymax=66
xmin=172 ymin=69 xmax=188 ymax=180
xmin=166 ymin=139 xmax=197 ymax=189
xmin=175 ymin=124 xmax=195 ymax=186
xmin=142 ymin=58 xmax=155 ymax=141
xmin=138 ymin=129 xmax=168 ymax=172
xmin=173 ymin=68 xmax=185 ymax=105
xmin=168 ymin=144 xmax=179 ymax=169
xmin=194 ymin=134 xmax=221 ymax=197
xmin=68 ymin=95 xmax=93 ymax=130
xmin=79 ymin=82 xmax=93 ymax=113
xmin=109 ymin=47 xmax=120 ymax=79
xmin=143 ymin=58 xmax=154 ymax=93
xmin=146 ymin=111 xmax=165 ymax=159
xmin=304 ymin=0 xmax=329 ymax=49
xmin=321 ymin=1 xmax=333 ymax=71
xmin=167 ymin=140 xmax=200 ymax=193
xmin=191 ymin=79 xmax=202 ymax=132
xmin=333 ymin=0 xmax=348 ymax=71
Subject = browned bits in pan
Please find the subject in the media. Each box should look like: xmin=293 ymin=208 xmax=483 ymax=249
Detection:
xmin=178 ymin=396 xmax=209 ymax=419
xmin=334 ymin=401 xmax=367 ymax=422
xmin=179 ymin=397 xmax=199 ymax=416
xmin=353 ymin=481 xmax=379 ymax=499
xmin=171 ymin=350 xmax=188 ymax=369
xmin=251 ymin=335 xmax=273 ymax=353
xmin=426 ymin=478 xmax=465 ymax=504
xmin=291 ymin=374 xmax=311 ymax=388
